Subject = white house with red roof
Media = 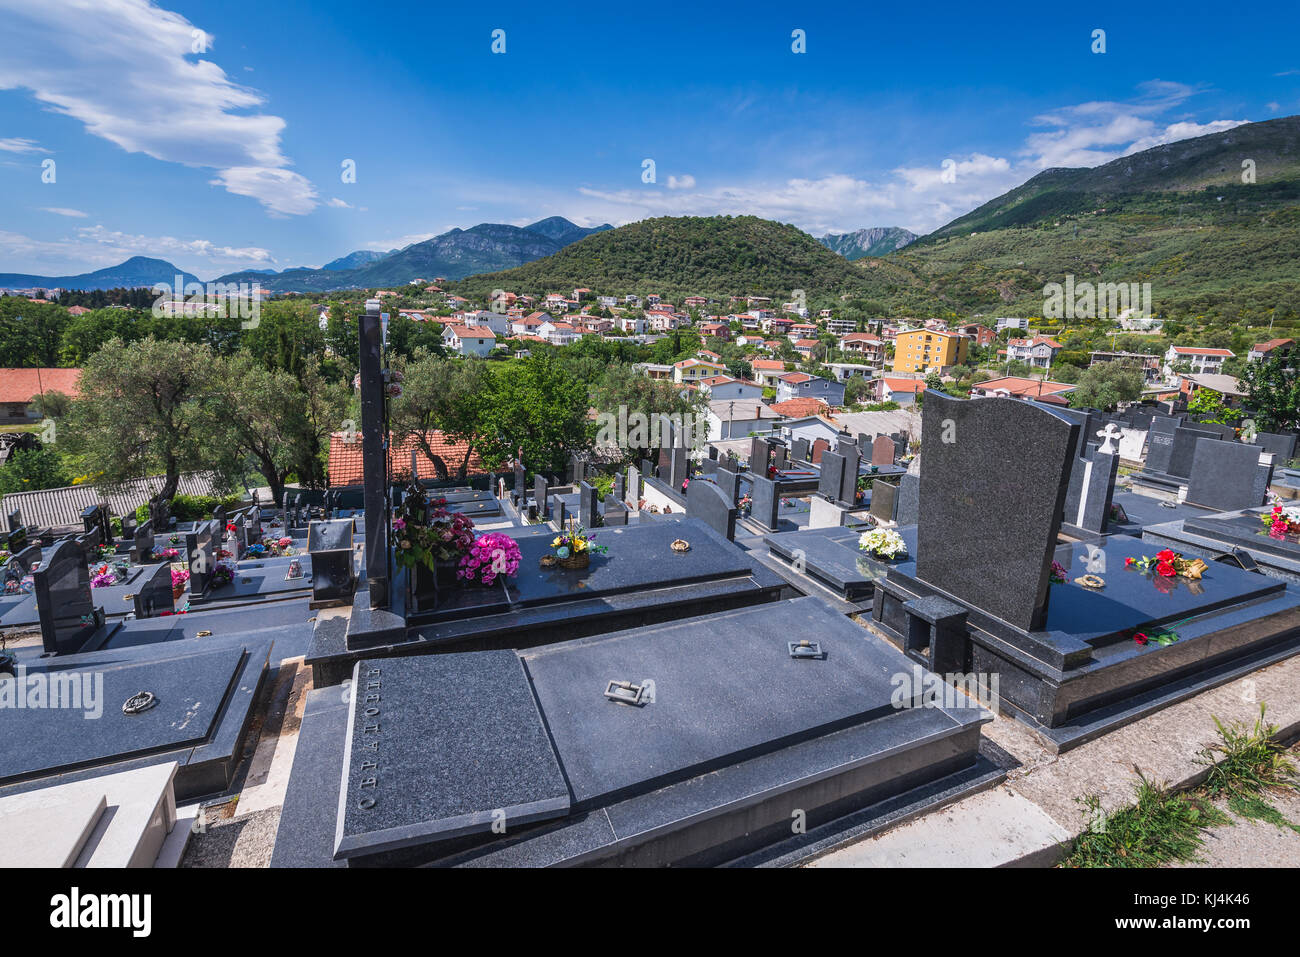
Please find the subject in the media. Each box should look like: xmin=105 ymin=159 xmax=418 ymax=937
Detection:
xmin=695 ymin=375 xmax=763 ymax=402
xmin=510 ymin=311 xmax=548 ymax=336
xmin=751 ymin=358 xmax=788 ymax=387
xmin=839 ymin=332 xmax=885 ymax=364
xmin=673 ymin=357 xmax=727 ymax=384
xmin=776 ymin=371 xmax=845 ymax=406
xmin=1248 ymin=338 xmax=1295 ymax=363
xmin=1163 ymin=345 xmax=1234 ymax=380
xmin=441 ymin=325 xmax=497 ymax=356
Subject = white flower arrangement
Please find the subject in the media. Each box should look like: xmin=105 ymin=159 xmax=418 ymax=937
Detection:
xmin=859 ymin=527 xmax=907 ymax=559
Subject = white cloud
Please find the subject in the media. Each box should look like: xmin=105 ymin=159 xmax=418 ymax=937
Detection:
xmin=0 ymin=137 xmax=48 ymax=153
xmin=39 ymin=207 xmax=88 ymax=218
xmin=326 ymin=197 xmax=353 ymax=209
xmin=0 ymin=224 xmax=276 ymax=277
xmin=0 ymin=0 xmax=317 ymax=215
xmin=666 ymin=174 xmax=696 ymax=190
xmin=559 ymin=82 xmax=1248 ymax=236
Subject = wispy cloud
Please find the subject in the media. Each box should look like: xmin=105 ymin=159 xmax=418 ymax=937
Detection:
xmin=0 ymin=0 xmax=317 ymax=215
xmin=0 ymin=224 xmax=276 ymax=277
xmin=0 ymin=137 xmax=48 ymax=153
xmin=39 ymin=207 xmax=88 ymax=218
xmin=561 ymin=81 xmax=1250 ymax=235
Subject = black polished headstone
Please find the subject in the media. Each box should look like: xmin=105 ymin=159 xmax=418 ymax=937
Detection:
xmin=792 ymin=437 xmax=810 ymax=462
xmin=132 ymin=560 xmax=174 ymax=619
xmin=897 ymin=473 xmax=920 ymax=526
xmin=1186 ymin=439 xmax=1271 ymax=511
xmin=1254 ymin=431 xmax=1297 ymax=464
xmin=534 ymin=475 xmax=550 ymax=519
xmin=1144 ymin=415 xmax=1180 ymax=473
xmin=603 ymin=495 xmax=628 ymax=526
xmin=667 ymin=446 xmax=689 ymax=489
xmin=1063 ymin=448 xmax=1120 ymax=533
xmin=186 ymin=520 xmax=217 ymax=596
xmin=748 ymin=474 xmax=779 ymax=531
xmin=33 ymin=538 xmax=103 ymax=655
xmin=612 ymin=471 xmax=625 ymax=503
xmin=686 ymin=478 xmax=738 ymax=541
xmin=129 ymin=519 xmax=154 ymax=564
xmin=309 ymin=518 xmax=356 ymax=605
xmin=771 ymin=443 xmax=787 ymax=470
xmin=578 ymin=481 xmax=600 ymax=528
xmin=749 ymin=437 xmax=772 ymax=476
xmin=916 ymin=392 xmax=1078 ymax=633
xmin=1167 ymin=426 xmax=1220 ymax=479
xmin=870 ymin=479 xmax=898 ymax=522
xmin=715 ymin=467 xmax=740 ymax=505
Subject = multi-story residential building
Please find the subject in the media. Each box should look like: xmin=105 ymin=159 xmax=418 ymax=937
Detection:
xmin=824 ymin=362 xmax=876 ymax=383
xmin=696 ymin=375 xmax=763 ymax=402
xmin=789 ymin=323 xmax=818 ymax=340
xmin=954 ymin=323 xmax=996 ymax=347
xmin=775 ymin=372 xmax=846 ymax=406
xmin=441 ymin=325 xmax=497 ymax=357
xmin=1163 ymin=345 xmax=1234 ymax=380
xmin=537 ymin=320 xmax=582 ymax=345
xmin=672 ymin=357 xmax=727 ymax=384
xmin=597 ymin=295 xmax=619 ymax=309
xmin=792 ymin=338 xmax=819 ymax=360
xmin=872 ymin=376 xmax=927 ymax=406
xmin=751 ymin=358 xmax=789 ymax=387
xmin=892 ymin=329 xmax=969 ymax=374
xmin=1089 ymin=351 xmax=1161 ymax=383
xmin=1005 ymin=335 xmax=1063 ymax=370
xmin=838 ymin=332 xmax=885 ymax=365
xmin=995 ymin=317 xmax=1030 ymax=333
xmin=510 ymin=311 xmax=548 ymax=337
xmin=826 ymin=318 xmax=857 ymax=337
xmin=634 ymin=363 xmax=673 ymax=380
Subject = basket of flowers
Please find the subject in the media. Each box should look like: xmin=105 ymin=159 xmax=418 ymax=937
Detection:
xmin=1260 ymin=503 xmax=1300 ymax=541
xmin=547 ymin=522 xmax=608 ymax=570
xmin=393 ymin=493 xmax=477 ymax=585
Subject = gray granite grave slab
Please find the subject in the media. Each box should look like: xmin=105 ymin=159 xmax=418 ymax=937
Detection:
xmin=1144 ymin=415 xmax=1179 ymax=473
xmin=792 ymin=438 xmax=810 ymax=462
xmin=333 ymin=652 xmax=569 ymax=860
xmin=1167 ymin=426 xmax=1220 ymax=479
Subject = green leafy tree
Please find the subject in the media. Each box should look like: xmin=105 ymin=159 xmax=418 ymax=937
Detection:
xmin=63 ymin=337 xmax=238 ymax=502
xmin=479 ymin=355 xmax=590 ymax=473
xmin=590 ymin=363 xmax=705 ymax=463
xmin=1242 ymin=352 xmax=1300 ymax=432
xmin=1067 ymin=362 xmax=1145 ymax=410
xmin=390 ymin=353 xmax=494 ymax=478
xmin=0 ymin=446 xmax=71 ymax=495
xmin=1187 ymin=387 xmax=1232 ymax=425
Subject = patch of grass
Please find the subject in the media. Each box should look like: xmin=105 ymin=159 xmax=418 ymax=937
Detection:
xmin=1227 ymin=793 xmax=1300 ymax=834
xmin=1063 ymin=702 xmax=1300 ymax=866
xmin=1200 ymin=704 xmax=1298 ymax=797
xmin=1063 ymin=770 xmax=1230 ymax=868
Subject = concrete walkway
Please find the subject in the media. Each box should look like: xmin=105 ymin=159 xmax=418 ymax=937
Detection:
xmin=811 ymin=654 xmax=1300 ymax=867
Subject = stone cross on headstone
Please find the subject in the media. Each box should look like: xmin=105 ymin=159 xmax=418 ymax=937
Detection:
xmin=1097 ymin=422 xmax=1123 ymax=456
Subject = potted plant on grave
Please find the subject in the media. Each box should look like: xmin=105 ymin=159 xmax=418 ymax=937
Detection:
xmin=212 ymin=560 xmax=236 ymax=588
xmin=542 ymin=522 xmax=608 ymax=571
xmin=858 ymin=527 xmax=907 ymax=560
xmin=459 ymin=532 xmax=522 ymax=585
xmin=171 ymin=567 xmax=190 ymax=599
xmin=393 ymin=492 xmax=476 ymax=589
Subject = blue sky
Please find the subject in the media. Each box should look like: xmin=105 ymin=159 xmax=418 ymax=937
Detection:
xmin=1 ymin=0 xmax=1297 ymax=279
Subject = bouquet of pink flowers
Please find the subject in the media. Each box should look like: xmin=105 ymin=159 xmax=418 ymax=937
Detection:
xmin=459 ymin=533 xmax=521 ymax=586
xmin=171 ymin=568 xmax=190 ymax=590
xmin=90 ymin=564 xmax=118 ymax=588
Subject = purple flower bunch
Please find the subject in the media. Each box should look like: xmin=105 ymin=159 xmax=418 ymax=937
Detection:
xmin=458 ymin=532 xmax=521 ymax=586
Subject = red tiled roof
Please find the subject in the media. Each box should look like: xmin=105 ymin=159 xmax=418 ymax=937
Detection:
xmin=779 ymin=372 xmax=814 ymax=383
xmin=445 ymin=325 xmax=495 ymax=338
xmin=881 ymin=377 xmax=927 ymax=394
xmin=770 ymin=397 xmax=829 ymax=417
xmin=1252 ymin=338 xmax=1294 ymax=353
xmin=1171 ymin=346 xmax=1233 ymax=357
xmin=752 ymin=359 xmax=785 ymax=371
xmin=974 ymin=376 xmax=1074 ymax=397
xmin=0 ymin=368 xmax=82 ymax=403
xmin=327 ymin=431 xmax=487 ymax=485
xmin=840 ymin=332 xmax=880 ymax=343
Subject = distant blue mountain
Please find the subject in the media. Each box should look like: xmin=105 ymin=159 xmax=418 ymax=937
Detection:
xmin=0 ymin=256 xmax=202 ymax=291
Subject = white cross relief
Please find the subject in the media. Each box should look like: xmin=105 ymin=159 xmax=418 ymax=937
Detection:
xmin=1097 ymin=422 xmax=1123 ymax=455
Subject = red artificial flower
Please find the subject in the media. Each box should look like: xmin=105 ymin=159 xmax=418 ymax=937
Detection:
xmin=1125 ymin=557 xmax=1135 ymax=566
xmin=1133 ymin=632 xmax=1149 ymax=645
xmin=1156 ymin=560 xmax=1176 ymax=577
xmin=1155 ymin=549 xmax=1176 ymax=563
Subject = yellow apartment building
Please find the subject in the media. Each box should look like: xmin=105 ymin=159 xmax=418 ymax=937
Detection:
xmin=892 ymin=329 xmax=969 ymax=374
